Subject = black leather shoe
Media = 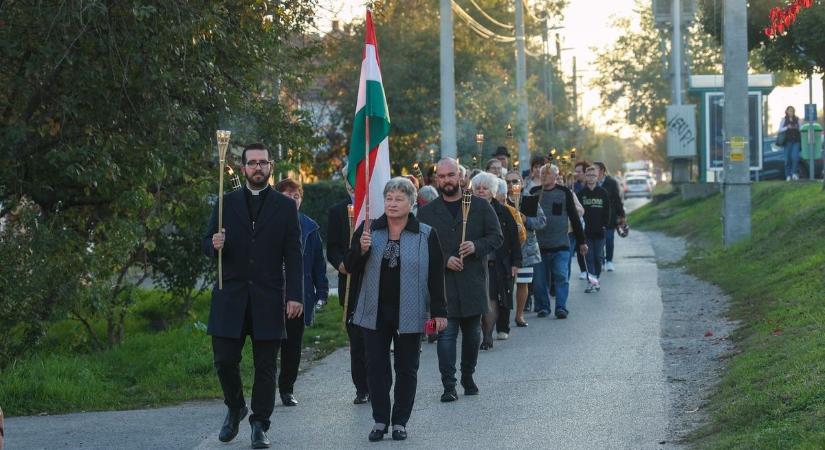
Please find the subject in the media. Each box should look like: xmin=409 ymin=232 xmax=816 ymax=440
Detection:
xmin=218 ymin=405 xmax=248 ymax=443
xmin=392 ymin=427 xmax=408 ymax=441
xmin=250 ymin=421 xmax=271 ymax=449
xmin=515 ymin=319 xmax=528 ymax=327
xmin=461 ymin=377 xmax=479 ymax=395
xmin=280 ymin=393 xmax=298 ymax=407
xmin=440 ymin=388 xmax=458 ymax=402
xmin=353 ymin=392 xmax=370 ymax=404
xmin=555 ymin=308 xmax=568 ymax=319
xmin=368 ymin=425 xmax=388 ymax=442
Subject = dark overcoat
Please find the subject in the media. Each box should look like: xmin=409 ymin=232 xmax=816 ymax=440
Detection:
xmin=326 ymin=197 xmax=361 ymax=317
xmin=202 ymin=187 xmax=303 ymax=340
xmin=417 ymin=195 xmax=503 ymax=318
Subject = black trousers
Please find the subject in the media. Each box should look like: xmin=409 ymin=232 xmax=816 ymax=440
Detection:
xmin=347 ymin=322 xmax=370 ymax=396
xmin=362 ymin=325 xmax=422 ymax=427
xmin=278 ymin=315 xmax=305 ymax=395
xmin=212 ymin=336 xmax=280 ymax=430
xmin=496 ymin=305 xmax=510 ymax=334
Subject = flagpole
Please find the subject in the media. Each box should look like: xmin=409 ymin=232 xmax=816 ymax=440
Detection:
xmin=364 ymin=115 xmax=371 ymax=230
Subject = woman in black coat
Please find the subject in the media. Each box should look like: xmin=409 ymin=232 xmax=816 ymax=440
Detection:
xmin=471 ymin=172 xmax=522 ymax=349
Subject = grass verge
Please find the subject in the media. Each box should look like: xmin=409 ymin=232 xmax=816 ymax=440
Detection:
xmin=0 ymin=293 xmax=348 ymax=416
xmin=630 ymin=181 xmax=825 ymax=448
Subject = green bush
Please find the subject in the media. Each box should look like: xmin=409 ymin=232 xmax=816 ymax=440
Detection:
xmin=301 ymin=180 xmax=349 ymax=243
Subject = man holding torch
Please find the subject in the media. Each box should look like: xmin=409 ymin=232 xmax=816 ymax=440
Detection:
xmin=203 ymin=142 xmax=304 ymax=449
xmin=418 ymin=158 xmax=503 ymax=403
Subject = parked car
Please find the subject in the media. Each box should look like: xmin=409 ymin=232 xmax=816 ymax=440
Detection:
xmin=757 ymin=136 xmax=824 ymax=181
xmin=623 ymin=176 xmax=653 ymax=198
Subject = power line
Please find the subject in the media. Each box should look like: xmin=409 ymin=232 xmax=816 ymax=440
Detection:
xmin=452 ymin=0 xmax=515 ymax=43
xmin=469 ymin=0 xmax=513 ymax=29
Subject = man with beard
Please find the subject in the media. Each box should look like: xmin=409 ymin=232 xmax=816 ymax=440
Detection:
xmin=417 ymin=158 xmax=503 ymax=402
xmin=203 ymin=143 xmax=304 ymax=449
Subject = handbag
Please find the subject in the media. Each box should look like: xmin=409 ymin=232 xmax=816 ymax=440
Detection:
xmin=776 ymin=131 xmax=787 ymax=146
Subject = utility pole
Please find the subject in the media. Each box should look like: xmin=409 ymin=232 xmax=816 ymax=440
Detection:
xmin=514 ymin=0 xmax=530 ymax=169
xmin=542 ymin=15 xmax=554 ymax=138
xmin=722 ymin=0 xmax=751 ymax=245
xmin=439 ymin=0 xmax=457 ymax=158
xmin=669 ymin=0 xmax=691 ymax=185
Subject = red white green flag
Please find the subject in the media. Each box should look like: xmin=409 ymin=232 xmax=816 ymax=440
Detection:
xmin=348 ymin=9 xmax=391 ymax=227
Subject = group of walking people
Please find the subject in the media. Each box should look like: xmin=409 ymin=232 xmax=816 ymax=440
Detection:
xmin=203 ymin=142 xmax=626 ymax=447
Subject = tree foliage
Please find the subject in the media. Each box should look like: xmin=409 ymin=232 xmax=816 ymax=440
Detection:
xmin=700 ymin=0 xmax=825 ymax=97
xmin=591 ymin=0 xmax=722 ymax=163
xmin=0 ymin=0 xmax=318 ymax=363
xmin=315 ymin=0 xmax=572 ymax=175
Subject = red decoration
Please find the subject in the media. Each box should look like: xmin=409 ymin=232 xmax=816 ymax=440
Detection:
xmin=764 ymin=0 xmax=816 ymax=38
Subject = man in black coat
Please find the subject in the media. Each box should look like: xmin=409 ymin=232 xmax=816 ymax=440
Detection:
xmin=417 ymin=158 xmax=503 ymax=402
xmin=203 ymin=143 xmax=304 ymax=449
xmin=325 ymin=168 xmax=370 ymax=405
xmin=593 ymin=161 xmax=626 ymax=272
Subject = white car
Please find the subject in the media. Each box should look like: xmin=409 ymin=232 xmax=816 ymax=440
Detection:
xmin=623 ymin=176 xmax=653 ymax=198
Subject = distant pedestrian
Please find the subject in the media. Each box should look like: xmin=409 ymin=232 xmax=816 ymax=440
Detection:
xmin=779 ymin=106 xmax=802 ymax=181
xmin=505 ymin=171 xmax=546 ymax=328
xmin=203 ymin=143 xmax=304 ymax=449
xmin=486 ymin=158 xmax=504 ymax=178
xmin=523 ymin=155 xmax=547 ymax=192
xmin=577 ymin=167 xmax=610 ymax=293
xmin=572 ymin=161 xmax=589 ymax=279
xmin=492 ymin=146 xmax=510 ymax=171
xmin=326 ymin=165 xmax=370 ymax=405
xmin=418 ymin=185 xmax=439 ymax=206
xmin=346 ymin=177 xmax=448 ymax=442
xmin=418 ymin=158 xmax=503 ymax=402
xmin=530 ymin=164 xmax=587 ymax=319
xmin=594 ymin=161 xmax=625 ymax=272
xmin=274 ymin=178 xmax=328 ymax=408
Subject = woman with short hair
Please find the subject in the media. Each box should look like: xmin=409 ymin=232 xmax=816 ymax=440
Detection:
xmin=345 ymin=177 xmax=448 ymax=442
xmin=471 ymin=172 xmax=522 ymax=348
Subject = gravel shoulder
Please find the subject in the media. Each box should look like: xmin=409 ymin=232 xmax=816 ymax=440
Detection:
xmin=647 ymin=232 xmax=737 ymax=445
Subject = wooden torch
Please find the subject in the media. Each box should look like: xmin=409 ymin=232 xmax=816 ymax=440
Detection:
xmin=216 ymin=130 xmax=231 ymax=290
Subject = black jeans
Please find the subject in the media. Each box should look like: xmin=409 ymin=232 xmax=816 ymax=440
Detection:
xmin=496 ymin=305 xmax=510 ymax=334
xmin=347 ymin=322 xmax=370 ymax=395
xmin=437 ymin=315 xmax=482 ymax=389
xmin=212 ymin=336 xmax=280 ymax=430
xmin=278 ymin=315 xmax=305 ymax=395
xmin=362 ymin=325 xmax=421 ymax=427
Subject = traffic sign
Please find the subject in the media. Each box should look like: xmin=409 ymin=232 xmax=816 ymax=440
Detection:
xmin=804 ymin=103 xmax=817 ymax=122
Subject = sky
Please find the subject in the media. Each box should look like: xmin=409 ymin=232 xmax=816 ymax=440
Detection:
xmin=314 ymin=0 xmax=822 ymax=137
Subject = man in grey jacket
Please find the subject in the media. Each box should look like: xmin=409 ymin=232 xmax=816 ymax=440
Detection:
xmin=529 ymin=164 xmax=587 ymax=319
xmin=418 ymin=158 xmax=503 ymax=402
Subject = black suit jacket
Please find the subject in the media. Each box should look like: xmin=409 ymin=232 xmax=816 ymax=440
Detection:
xmin=326 ymin=197 xmax=360 ymax=316
xmin=202 ymin=187 xmax=303 ymax=340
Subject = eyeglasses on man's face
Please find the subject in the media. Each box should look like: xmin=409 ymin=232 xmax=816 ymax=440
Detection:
xmin=245 ymin=160 xmax=272 ymax=169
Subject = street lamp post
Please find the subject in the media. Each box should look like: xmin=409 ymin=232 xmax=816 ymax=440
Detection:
xmin=475 ymin=131 xmax=484 ymax=168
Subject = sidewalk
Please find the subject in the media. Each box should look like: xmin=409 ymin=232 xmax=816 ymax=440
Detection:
xmin=6 ymin=230 xmax=676 ymax=449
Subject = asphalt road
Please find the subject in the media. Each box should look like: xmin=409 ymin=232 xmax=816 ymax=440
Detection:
xmin=7 ymin=199 xmax=681 ymax=449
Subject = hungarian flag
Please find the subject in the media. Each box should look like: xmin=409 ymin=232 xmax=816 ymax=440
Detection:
xmin=348 ymin=9 xmax=391 ymax=228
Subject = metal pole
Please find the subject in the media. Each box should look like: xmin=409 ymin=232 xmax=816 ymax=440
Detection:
xmin=670 ymin=0 xmax=690 ymax=184
xmin=672 ymin=0 xmax=682 ymax=106
xmin=722 ymin=0 xmax=751 ymax=245
xmin=543 ymin=16 xmax=553 ymax=138
xmin=514 ymin=0 xmax=530 ymax=170
xmin=808 ymin=75 xmax=815 ymax=180
xmin=439 ymin=0 xmax=457 ymax=158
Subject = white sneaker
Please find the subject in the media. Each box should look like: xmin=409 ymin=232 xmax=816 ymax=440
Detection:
xmin=606 ymin=261 xmax=615 ymax=272
xmin=496 ymin=332 xmax=509 ymax=340
xmin=579 ymin=272 xmax=588 ymax=280
xmin=786 ymin=176 xmax=792 ymax=181
xmin=792 ymin=174 xmax=799 ymax=180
